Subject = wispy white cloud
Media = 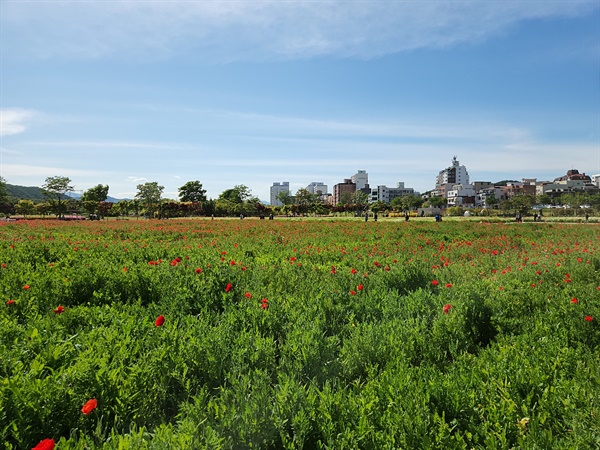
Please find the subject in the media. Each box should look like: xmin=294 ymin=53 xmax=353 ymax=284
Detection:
xmin=0 ymin=109 xmax=35 ymax=136
xmin=2 ymin=1 xmax=597 ymax=62
xmin=127 ymin=176 xmax=148 ymax=183
xmin=0 ymin=163 xmax=99 ymax=177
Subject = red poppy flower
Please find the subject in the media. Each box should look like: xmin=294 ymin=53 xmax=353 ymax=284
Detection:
xmin=155 ymin=315 xmax=165 ymax=327
xmin=571 ymin=298 xmax=578 ymax=304
xmin=357 ymin=284 xmax=364 ymax=291
xmin=350 ymin=290 xmax=357 ymax=296
xmin=225 ymin=283 xmax=232 ymax=293
xmin=1 ymin=263 xmax=6 ymax=269
xmin=350 ymin=268 xmax=357 ymax=275
xmin=330 ymin=266 xmax=336 ymax=274
xmin=585 ymin=315 xmax=593 ymax=322
xmin=23 ymin=285 xmax=30 ymax=290
xmin=230 ymin=260 xmax=236 ymax=265
xmin=195 ymin=268 xmax=202 ymax=274
xmin=445 ymin=283 xmax=453 ymax=288
xmin=6 ymin=299 xmax=15 ymax=305
xmin=431 ymin=280 xmax=439 ymax=286
xmin=54 ymin=305 xmax=65 ymax=314
xmin=443 ymin=304 xmax=452 ymax=314
xmin=32 ymin=438 xmax=55 ymax=450
xmin=261 ymin=298 xmax=268 ymax=310
xmin=81 ymin=398 xmax=98 ymax=415
xmin=245 ymin=292 xmax=251 ymax=298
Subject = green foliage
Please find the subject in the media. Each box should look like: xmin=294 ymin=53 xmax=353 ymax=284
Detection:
xmin=0 ymin=177 xmax=7 ymax=204
xmin=178 ymin=181 xmax=207 ymax=203
xmin=0 ymin=219 xmax=598 ymax=448
xmin=42 ymin=176 xmax=75 ymax=218
xmin=135 ymin=182 xmax=164 ymax=216
xmin=5 ymin=183 xmax=47 ymax=201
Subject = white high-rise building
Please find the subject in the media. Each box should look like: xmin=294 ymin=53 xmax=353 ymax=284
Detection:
xmin=369 ymin=182 xmax=418 ymax=204
xmin=351 ymin=170 xmax=369 ymax=190
xmin=306 ymin=182 xmax=328 ymax=195
xmin=270 ymin=182 xmax=290 ymax=206
xmin=435 ymin=157 xmax=470 ymax=197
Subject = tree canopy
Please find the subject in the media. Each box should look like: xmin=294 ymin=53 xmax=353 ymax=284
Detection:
xmin=82 ymin=184 xmax=109 ymax=203
xmin=0 ymin=177 xmax=7 ymax=205
xmin=178 ymin=181 xmax=207 ymax=203
xmin=42 ymin=176 xmax=74 ymax=217
xmin=218 ymin=185 xmax=253 ymax=204
xmin=135 ymin=182 xmax=164 ymax=216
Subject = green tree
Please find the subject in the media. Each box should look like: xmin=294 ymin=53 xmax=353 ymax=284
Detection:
xmin=511 ymin=194 xmax=535 ymax=215
xmin=217 ymin=185 xmax=259 ymax=216
xmin=82 ymin=184 xmax=109 ymax=203
xmin=390 ymin=197 xmax=404 ymax=212
xmin=339 ymin=192 xmax=353 ymax=205
xmin=34 ymin=202 xmax=52 ymax=217
xmin=219 ymin=185 xmax=252 ymax=204
xmin=0 ymin=177 xmax=7 ymax=204
xmin=135 ymin=182 xmax=164 ymax=217
xmin=428 ymin=196 xmax=447 ymax=208
xmin=484 ymin=193 xmax=498 ymax=208
xmin=276 ymin=190 xmax=294 ymax=207
xmin=536 ymin=193 xmax=552 ymax=206
xmin=15 ymin=199 xmax=35 ymax=217
xmin=81 ymin=184 xmax=109 ymax=216
xmin=42 ymin=176 xmax=74 ymax=218
xmin=369 ymin=201 xmax=388 ymax=214
xmin=295 ymin=188 xmax=319 ymax=215
xmin=178 ymin=181 xmax=207 ymax=203
xmin=97 ymin=201 xmax=113 ymax=218
xmin=400 ymin=194 xmax=424 ymax=211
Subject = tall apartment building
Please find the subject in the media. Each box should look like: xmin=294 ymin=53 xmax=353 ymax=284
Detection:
xmin=333 ymin=179 xmax=356 ymax=205
xmin=306 ymin=182 xmax=328 ymax=195
xmin=270 ymin=182 xmax=290 ymax=207
xmin=435 ymin=156 xmax=470 ymax=197
xmin=351 ymin=170 xmax=369 ymax=190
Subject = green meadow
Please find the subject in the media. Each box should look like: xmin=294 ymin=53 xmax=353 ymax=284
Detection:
xmin=1 ymin=219 xmax=598 ymax=449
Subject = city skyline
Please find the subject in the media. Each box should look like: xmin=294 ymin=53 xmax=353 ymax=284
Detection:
xmin=1 ymin=1 xmax=599 ymax=202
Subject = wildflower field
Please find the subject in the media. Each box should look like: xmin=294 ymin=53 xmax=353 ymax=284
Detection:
xmin=1 ymin=218 xmax=599 ymax=449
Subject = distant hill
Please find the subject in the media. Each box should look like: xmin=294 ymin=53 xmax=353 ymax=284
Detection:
xmin=6 ymin=184 xmax=46 ymax=201
xmin=66 ymin=192 xmax=123 ymax=203
xmin=6 ymin=184 xmax=123 ymax=202
xmin=493 ymin=180 xmax=520 ymax=186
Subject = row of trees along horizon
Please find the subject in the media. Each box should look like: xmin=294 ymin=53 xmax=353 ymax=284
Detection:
xmin=0 ymin=176 xmax=598 ymax=219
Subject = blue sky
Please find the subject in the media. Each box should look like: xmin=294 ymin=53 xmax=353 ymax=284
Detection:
xmin=1 ymin=1 xmax=599 ymax=202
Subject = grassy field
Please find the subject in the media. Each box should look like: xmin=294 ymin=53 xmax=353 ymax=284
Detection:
xmin=1 ymin=218 xmax=599 ymax=449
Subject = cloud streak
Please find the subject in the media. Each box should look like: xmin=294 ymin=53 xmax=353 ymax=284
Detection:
xmin=0 ymin=109 xmax=35 ymax=136
xmin=3 ymin=1 xmax=597 ymax=62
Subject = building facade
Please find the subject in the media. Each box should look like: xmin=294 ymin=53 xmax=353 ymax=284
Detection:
xmin=351 ymin=170 xmax=369 ymax=191
xmin=306 ymin=182 xmax=328 ymax=195
xmin=435 ymin=156 xmax=470 ymax=197
xmin=369 ymin=182 xmax=417 ymax=204
xmin=333 ymin=179 xmax=356 ymax=205
xmin=446 ymin=184 xmax=476 ymax=207
xmin=270 ymin=182 xmax=290 ymax=207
